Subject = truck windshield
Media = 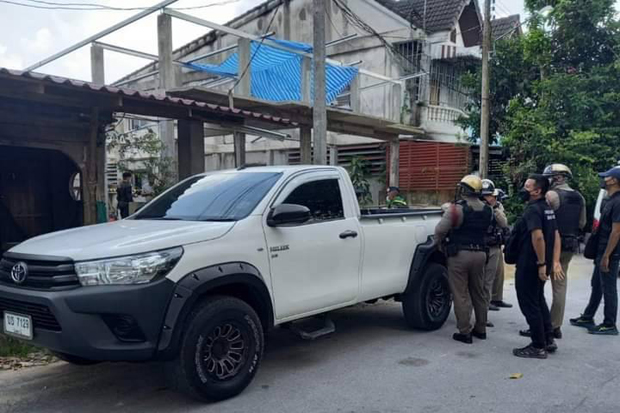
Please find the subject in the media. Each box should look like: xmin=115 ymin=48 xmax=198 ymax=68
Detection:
xmin=133 ymin=172 xmax=282 ymax=222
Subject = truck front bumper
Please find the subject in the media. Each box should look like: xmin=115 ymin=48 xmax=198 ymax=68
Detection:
xmin=0 ymin=279 xmax=175 ymax=362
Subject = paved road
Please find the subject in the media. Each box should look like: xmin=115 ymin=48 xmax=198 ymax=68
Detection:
xmin=1 ymin=256 xmax=619 ymax=413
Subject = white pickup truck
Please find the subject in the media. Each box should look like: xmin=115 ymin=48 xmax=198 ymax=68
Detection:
xmin=0 ymin=166 xmax=449 ymax=401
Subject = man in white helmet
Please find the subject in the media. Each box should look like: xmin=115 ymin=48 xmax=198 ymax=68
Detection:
xmin=435 ymin=175 xmax=495 ymax=344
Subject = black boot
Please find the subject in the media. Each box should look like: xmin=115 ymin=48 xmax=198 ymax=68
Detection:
xmin=453 ymin=332 xmax=473 ymax=344
xmin=513 ymin=344 xmax=547 ymax=359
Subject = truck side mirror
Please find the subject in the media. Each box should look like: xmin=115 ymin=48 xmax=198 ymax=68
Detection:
xmin=267 ymin=204 xmax=311 ymax=227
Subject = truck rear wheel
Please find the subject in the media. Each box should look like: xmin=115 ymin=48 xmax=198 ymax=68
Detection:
xmin=402 ymin=263 xmax=451 ymax=331
xmin=169 ymin=296 xmax=264 ymax=402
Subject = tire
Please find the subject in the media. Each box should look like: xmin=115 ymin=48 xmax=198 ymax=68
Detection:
xmin=402 ymin=263 xmax=452 ymax=331
xmin=52 ymin=352 xmax=100 ymax=366
xmin=168 ymin=296 xmax=264 ymax=402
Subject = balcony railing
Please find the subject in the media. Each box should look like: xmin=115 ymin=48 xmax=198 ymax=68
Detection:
xmin=425 ymin=105 xmax=466 ymax=123
xmin=429 ymin=43 xmax=481 ymax=60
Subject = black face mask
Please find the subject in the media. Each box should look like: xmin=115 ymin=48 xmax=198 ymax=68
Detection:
xmin=519 ymin=189 xmax=531 ymax=203
xmin=600 ymin=178 xmax=609 ymax=189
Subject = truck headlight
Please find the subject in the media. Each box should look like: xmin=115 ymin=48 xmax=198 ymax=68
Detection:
xmin=75 ymin=247 xmax=183 ymax=286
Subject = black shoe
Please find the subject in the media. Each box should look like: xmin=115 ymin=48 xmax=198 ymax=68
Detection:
xmin=553 ymin=327 xmax=562 ymax=339
xmin=486 ymin=321 xmax=495 ymax=328
xmin=569 ymin=315 xmax=595 ymax=329
xmin=492 ymin=300 xmax=513 ymax=308
xmin=587 ymin=324 xmax=619 ymax=336
xmin=513 ymin=344 xmax=547 ymax=359
xmin=472 ymin=331 xmax=487 ymax=340
xmin=519 ymin=329 xmax=531 ymax=337
xmin=489 ymin=304 xmax=500 ymax=311
xmin=453 ymin=333 xmax=473 ymax=344
xmin=546 ymin=340 xmax=558 ymax=353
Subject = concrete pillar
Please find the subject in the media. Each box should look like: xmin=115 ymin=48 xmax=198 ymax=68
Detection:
xmin=234 ymin=131 xmax=246 ymax=167
xmin=158 ymin=13 xmax=178 ymax=174
xmin=236 ymin=38 xmax=252 ymax=96
xmin=178 ymin=120 xmax=205 ymax=179
xmin=283 ymin=0 xmax=291 ymax=40
xmin=300 ymin=126 xmax=312 ymax=164
xmin=349 ymin=75 xmax=360 ymax=112
xmin=392 ymin=82 xmax=403 ymax=123
xmin=301 ymin=55 xmax=312 ymax=104
xmin=329 ymin=146 xmax=338 ymax=166
xmin=90 ymin=44 xmax=105 ymax=85
xmin=312 ymin=0 xmax=327 ymax=165
xmin=389 ymin=138 xmax=400 ymax=187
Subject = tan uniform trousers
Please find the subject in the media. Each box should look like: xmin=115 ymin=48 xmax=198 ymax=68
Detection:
xmin=448 ymin=250 xmax=488 ymax=334
xmin=550 ymin=251 xmax=574 ymax=329
xmin=484 ymin=246 xmax=501 ymax=306
xmin=491 ymin=248 xmax=506 ymax=302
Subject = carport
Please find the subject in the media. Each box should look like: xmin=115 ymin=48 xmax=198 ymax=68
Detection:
xmin=0 ymin=68 xmax=294 ymax=252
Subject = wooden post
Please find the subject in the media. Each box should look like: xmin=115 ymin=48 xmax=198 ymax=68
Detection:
xmin=178 ymin=119 xmax=205 ymax=179
xmin=300 ymin=126 xmax=312 ymax=164
xmin=389 ymin=137 xmax=400 ymax=188
xmin=84 ymin=107 xmax=99 ymax=226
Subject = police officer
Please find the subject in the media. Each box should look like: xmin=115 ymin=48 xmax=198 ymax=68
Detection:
xmin=435 ymin=175 xmax=494 ymax=344
xmin=481 ymin=180 xmax=509 ymax=322
xmin=386 ymin=186 xmax=408 ymax=209
xmin=491 ymin=189 xmax=513 ymax=309
xmin=521 ymin=164 xmax=585 ymax=339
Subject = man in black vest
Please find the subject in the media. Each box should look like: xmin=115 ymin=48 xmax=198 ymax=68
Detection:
xmin=520 ymin=164 xmax=585 ymax=340
xmin=435 ymin=175 xmax=494 ymax=344
xmin=513 ymin=175 xmax=564 ymax=358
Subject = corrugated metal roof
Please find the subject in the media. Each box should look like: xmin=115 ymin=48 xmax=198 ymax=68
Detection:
xmin=0 ymin=67 xmax=294 ymax=125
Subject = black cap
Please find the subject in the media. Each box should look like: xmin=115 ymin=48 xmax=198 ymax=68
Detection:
xmin=599 ymin=167 xmax=620 ymax=180
xmin=388 ymin=186 xmax=400 ymax=192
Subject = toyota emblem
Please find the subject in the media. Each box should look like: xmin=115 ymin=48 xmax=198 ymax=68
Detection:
xmin=11 ymin=262 xmax=28 ymax=285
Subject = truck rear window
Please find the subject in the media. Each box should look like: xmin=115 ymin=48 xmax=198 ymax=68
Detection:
xmin=133 ymin=172 xmax=282 ymax=221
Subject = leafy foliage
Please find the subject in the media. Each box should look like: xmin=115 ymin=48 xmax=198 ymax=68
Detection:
xmin=461 ymin=0 xmax=620 ymax=223
xmin=347 ymin=157 xmax=374 ymax=206
xmin=107 ymin=129 xmax=176 ymax=197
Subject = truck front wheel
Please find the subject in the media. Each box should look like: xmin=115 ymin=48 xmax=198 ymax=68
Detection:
xmin=402 ymin=263 xmax=452 ymax=331
xmin=169 ymin=296 xmax=264 ymax=402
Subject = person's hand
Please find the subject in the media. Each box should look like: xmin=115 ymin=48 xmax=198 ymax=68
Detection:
xmin=553 ymin=261 xmax=565 ymax=280
xmin=538 ymin=265 xmax=549 ymax=281
xmin=601 ymin=254 xmax=610 ymax=273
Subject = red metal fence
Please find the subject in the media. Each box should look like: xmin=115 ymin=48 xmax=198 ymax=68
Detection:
xmin=396 ymin=141 xmax=471 ymax=191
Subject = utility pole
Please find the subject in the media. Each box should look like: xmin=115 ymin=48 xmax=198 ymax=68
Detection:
xmin=312 ymin=0 xmax=327 ymax=165
xmin=479 ymin=0 xmax=491 ymax=179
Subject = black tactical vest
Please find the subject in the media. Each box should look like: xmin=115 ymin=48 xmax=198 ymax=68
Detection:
xmin=449 ymin=201 xmax=494 ymax=248
xmin=555 ymin=189 xmax=582 ymax=238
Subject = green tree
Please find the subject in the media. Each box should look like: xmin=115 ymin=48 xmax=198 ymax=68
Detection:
xmin=461 ymin=0 xmax=620 ymax=222
xmin=107 ymin=129 xmax=176 ymax=197
xmin=347 ymin=157 xmax=374 ymax=206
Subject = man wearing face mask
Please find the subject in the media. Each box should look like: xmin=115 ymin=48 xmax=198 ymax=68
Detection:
xmin=570 ymin=167 xmax=620 ymax=335
xmin=512 ymin=175 xmax=564 ymax=359
xmin=481 ymin=179 xmax=510 ymax=322
xmin=435 ymin=175 xmax=494 ymax=344
xmin=520 ymin=164 xmax=585 ymax=340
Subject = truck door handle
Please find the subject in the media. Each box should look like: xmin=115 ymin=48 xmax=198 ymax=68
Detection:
xmin=339 ymin=230 xmax=358 ymax=239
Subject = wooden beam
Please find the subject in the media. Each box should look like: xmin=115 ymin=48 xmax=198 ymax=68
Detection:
xmin=178 ymin=119 xmax=205 ymax=179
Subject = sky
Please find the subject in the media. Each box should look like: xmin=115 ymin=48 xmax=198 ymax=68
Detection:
xmin=0 ymin=0 xmax=530 ymax=83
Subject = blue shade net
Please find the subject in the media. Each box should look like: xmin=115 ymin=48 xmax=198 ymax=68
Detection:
xmin=185 ymin=37 xmax=359 ymax=103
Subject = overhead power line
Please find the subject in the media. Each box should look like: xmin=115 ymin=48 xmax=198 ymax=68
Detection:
xmin=0 ymin=0 xmax=239 ymax=11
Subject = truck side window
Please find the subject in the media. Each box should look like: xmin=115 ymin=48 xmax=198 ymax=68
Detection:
xmin=283 ymin=179 xmax=344 ymax=222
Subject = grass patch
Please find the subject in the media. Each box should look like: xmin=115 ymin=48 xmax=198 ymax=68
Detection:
xmin=0 ymin=334 xmax=39 ymax=358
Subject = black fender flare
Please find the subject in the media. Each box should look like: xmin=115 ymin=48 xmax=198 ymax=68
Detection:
xmin=405 ymin=236 xmax=447 ymax=293
xmin=157 ymin=262 xmax=273 ymax=358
